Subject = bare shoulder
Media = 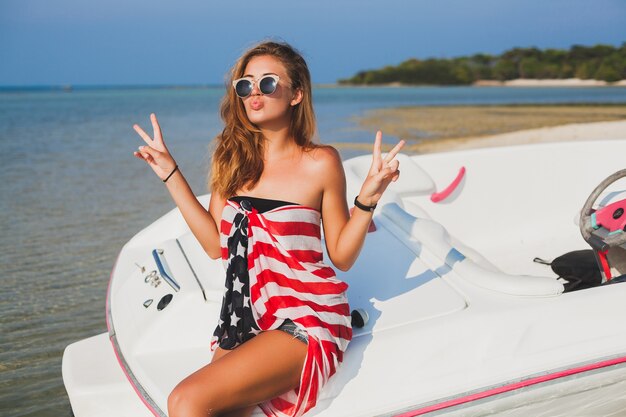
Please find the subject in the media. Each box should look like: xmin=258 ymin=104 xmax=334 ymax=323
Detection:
xmin=304 ymin=145 xmax=344 ymax=179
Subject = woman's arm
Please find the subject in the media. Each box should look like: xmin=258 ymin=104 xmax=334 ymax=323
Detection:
xmin=133 ymin=113 xmax=222 ymax=259
xmin=321 ymin=132 xmax=404 ymax=271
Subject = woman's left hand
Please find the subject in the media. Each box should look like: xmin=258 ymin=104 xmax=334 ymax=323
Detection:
xmin=357 ymin=131 xmax=405 ymax=206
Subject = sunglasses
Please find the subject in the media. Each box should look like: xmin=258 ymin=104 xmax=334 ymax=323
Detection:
xmin=232 ymin=75 xmax=280 ymax=98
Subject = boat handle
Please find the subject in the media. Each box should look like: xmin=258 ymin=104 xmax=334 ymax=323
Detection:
xmin=431 ymin=166 xmax=466 ymax=203
xmin=152 ymin=249 xmax=180 ymax=292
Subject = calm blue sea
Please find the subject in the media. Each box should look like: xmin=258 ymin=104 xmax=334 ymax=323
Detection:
xmin=1 ymin=85 xmax=625 ymax=416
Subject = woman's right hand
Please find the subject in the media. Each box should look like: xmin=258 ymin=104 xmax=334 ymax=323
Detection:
xmin=133 ymin=113 xmax=177 ymax=181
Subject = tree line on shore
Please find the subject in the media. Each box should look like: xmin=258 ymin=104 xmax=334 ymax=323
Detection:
xmin=339 ymin=43 xmax=626 ymax=85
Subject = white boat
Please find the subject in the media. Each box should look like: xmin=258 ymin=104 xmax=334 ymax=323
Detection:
xmin=63 ymin=138 xmax=626 ymax=417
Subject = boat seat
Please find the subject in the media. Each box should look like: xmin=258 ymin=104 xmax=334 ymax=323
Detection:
xmin=379 ymin=203 xmax=564 ymax=297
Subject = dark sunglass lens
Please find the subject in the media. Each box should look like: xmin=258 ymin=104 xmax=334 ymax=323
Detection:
xmin=259 ymin=76 xmax=278 ymax=95
xmin=235 ymin=79 xmax=252 ymax=97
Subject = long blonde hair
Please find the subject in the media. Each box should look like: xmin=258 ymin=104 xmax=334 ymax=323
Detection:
xmin=210 ymin=41 xmax=318 ymax=198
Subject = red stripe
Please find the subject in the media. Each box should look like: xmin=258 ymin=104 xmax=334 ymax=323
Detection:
xmin=395 ymin=355 xmax=626 ymax=417
xmin=254 ymin=301 xmax=349 ymax=330
xmin=288 ymin=339 xmax=317 ymax=414
xmin=312 ymin=345 xmax=326 ymax=382
xmin=220 ymin=219 xmax=232 ymax=235
xmin=266 ymin=396 xmax=296 ymax=416
xmin=251 ymin=243 xmax=339 ymax=278
xmin=255 ymin=314 xmax=281 ymax=329
xmin=309 ymin=265 xmax=337 ymax=279
xmin=334 ymin=344 xmax=345 ymax=363
xmin=271 ymin=205 xmax=320 ymax=215
xmin=293 ymin=315 xmax=352 ymax=340
xmin=250 ymin=247 xmax=335 ymax=279
xmin=320 ymin=338 xmax=343 ymax=364
xmin=250 ymin=241 xmax=307 ymax=271
xmin=250 ymin=245 xmax=335 ymax=278
xmin=264 ymin=220 xmax=321 ymax=238
xmin=285 ymin=249 xmax=323 ymax=263
xmin=246 ymin=212 xmax=266 ymax=230
xmin=300 ymin=339 xmax=322 ymax=411
xmin=318 ymin=340 xmax=338 ymax=376
xmin=262 ymin=295 xmax=351 ymax=318
xmin=252 ymin=269 xmax=347 ymax=298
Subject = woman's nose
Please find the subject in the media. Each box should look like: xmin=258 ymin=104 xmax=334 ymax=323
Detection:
xmin=250 ymin=81 xmax=261 ymax=96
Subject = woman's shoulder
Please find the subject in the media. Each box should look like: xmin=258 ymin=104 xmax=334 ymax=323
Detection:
xmin=304 ymin=144 xmax=343 ymax=172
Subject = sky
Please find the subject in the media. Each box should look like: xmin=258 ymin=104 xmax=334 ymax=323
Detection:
xmin=1 ymin=0 xmax=625 ymax=86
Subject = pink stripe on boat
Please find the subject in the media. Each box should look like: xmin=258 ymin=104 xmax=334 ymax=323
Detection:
xmin=396 ymin=355 xmax=626 ymax=416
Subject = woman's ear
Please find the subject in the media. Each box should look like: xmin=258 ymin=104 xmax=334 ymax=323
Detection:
xmin=290 ymin=89 xmax=304 ymax=106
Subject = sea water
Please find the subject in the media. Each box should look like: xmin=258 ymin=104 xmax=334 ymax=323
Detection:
xmin=1 ymin=85 xmax=625 ymax=416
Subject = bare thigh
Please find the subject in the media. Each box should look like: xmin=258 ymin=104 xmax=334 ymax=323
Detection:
xmin=211 ymin=345 xmax=233 ymax=363
xmin=168 ymin=330 xmax=308 ymax=417
xmin=210 ymin=347 xmax=257 ymax=417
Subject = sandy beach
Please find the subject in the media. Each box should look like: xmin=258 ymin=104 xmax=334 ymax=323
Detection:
xmin=404 ymin=119 xmax=626 ymax=153
xmin=474 ymin=78 xmax=626 ymax=87
xmin=346 ymin=105 xmax=626 ymax=154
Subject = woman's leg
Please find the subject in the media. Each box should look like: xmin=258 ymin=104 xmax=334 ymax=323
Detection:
xmin=168 ymin=330 xmax=308 ymax=417
xmin=209 ymin=347 xmax=257 ymax=417
xmin=211 ymin=346 xmax=233 ymax=363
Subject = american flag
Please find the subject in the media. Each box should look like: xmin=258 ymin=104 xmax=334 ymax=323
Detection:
xmin=212 ymin=200 xmax=353 ymax=416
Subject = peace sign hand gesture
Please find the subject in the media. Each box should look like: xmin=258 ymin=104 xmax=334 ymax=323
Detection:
xmin=357 ymin=131 xmax=405 ymax=207
xmin=132 ymin=113 xmax=177 ymax=181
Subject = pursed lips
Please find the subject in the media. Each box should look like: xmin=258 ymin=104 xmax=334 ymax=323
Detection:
xmin=249 ymin=98 xmax=263 ymax=111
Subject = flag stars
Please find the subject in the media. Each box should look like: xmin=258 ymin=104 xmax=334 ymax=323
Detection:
xmin=230 ymin=311 xmax=240 ymax=327
xmin=232 ymin=277 xmax=244 ymax=294
xmin=236 ymin=241 xmax=246 ymax=258
xmin=214 ymin=206 xmax=261 ymax=349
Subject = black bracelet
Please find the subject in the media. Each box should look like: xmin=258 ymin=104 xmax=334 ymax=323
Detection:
xmin=163 ymin=165 xmax=179 ymax=183
xmin=354 ymin=196 xmax=377 ymax=212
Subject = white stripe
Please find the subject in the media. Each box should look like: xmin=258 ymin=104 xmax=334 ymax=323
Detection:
xmin=273 ymin=305 xmax=351 ymax=327
xmin=250 ymin=225 xmax=322 ymax=253
xmin=262 ymin=208 xmax=320 ymax=223
xmin=252 ymin=279 xmax=350 ymax=307
xmin=221 ymin=204 xmax=239 ymax=221
xmin=251 ymin=256 xmax=333 ymax=284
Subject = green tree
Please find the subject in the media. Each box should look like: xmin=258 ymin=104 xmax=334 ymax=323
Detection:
xmin=339 ymin=43 xmax=625 ymax=85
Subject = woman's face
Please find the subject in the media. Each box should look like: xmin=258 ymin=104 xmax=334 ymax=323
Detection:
xmin=239 ymin=55 xmax=302 ymax=129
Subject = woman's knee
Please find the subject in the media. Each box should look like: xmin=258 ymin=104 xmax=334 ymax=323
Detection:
xmin=168 ymin=378 xmax=223 ymax=417
xmin=167 ymin=381 xmax=192 ymax=417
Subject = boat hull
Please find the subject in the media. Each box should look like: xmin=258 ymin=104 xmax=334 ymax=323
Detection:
xmin=63 ymin=333 xmax=626 ymax=417
xmin=63 ymin=139 xmax=626 ymax=416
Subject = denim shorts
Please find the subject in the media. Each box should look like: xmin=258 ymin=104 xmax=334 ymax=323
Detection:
xmin=277 ymin=319 xmax=309 ymax=345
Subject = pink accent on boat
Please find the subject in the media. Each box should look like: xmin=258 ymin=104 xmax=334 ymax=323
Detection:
xmin=430 ymin=167 xmax=466 ymax=203
xmin=598 ymin=249 xmax=613 ymax=281
xmin=106 ymin=253 xmax=161 ymax=417
xmin=394 ymin=355 xmax=626 ymax=417
xmin=109 ymin=337 xmax=161 ymax=417
xmin=104 ymin=252 xmax=120 ymax=334
xmin=595 ymin=199 xmax=626 ymax=232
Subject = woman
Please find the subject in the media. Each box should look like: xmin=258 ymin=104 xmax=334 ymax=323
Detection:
xmin=132 ymin=41 xmax=404 ymax=417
